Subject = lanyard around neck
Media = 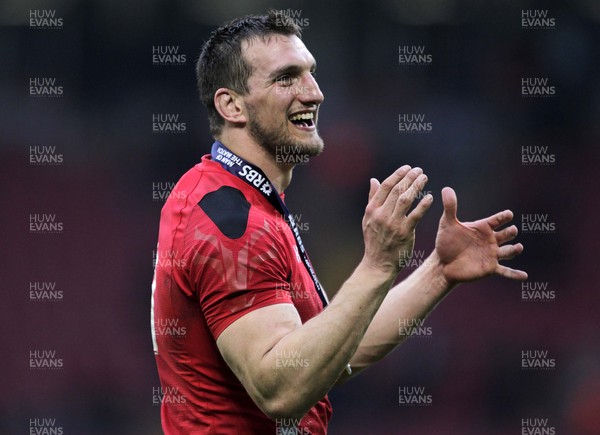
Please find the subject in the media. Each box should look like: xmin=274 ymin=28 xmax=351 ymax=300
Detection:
xmin=210 ymin=141 xmax=329 ymax=308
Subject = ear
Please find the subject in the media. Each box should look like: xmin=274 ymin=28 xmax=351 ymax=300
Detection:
xmin=214 ymin=88 xmax=247 ymax=126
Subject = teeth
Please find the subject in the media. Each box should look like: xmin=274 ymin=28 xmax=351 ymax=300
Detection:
xmin=289 ymin=112 xmax=314 ymax=121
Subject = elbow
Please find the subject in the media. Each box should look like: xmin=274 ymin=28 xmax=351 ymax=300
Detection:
xmin=249 ymin=365 xmax=324 ymax=420
xmin=259 ymin=394 xmax=311 ymax=421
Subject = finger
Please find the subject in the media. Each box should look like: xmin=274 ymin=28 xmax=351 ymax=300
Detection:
xmin=495 ymin=264 xmax=528 ymax=280
xmin=441 ymin=187 xmax=458 ymax=222
xmin=395 ymin=167 xmax=423 ymax=193
xmin=389 ymin=172 xmax=427 ymax=216
xmin=498 ymin=243 xmax=524 ymax=260
xmin=406 ymin=193 xmax=434 ymax=229
xmin=381 ymin=167 xmax=423 ymax=216
xmin=370 ymin=165 xmax=412 ymax=207
xmin=485 ymin=209 xmax=514 ymax=230
xmin=393 ymin=173 xmax=428 ymax=216
xmin=495 ymin=225 xmax=518 ymax=245
xmin=368 ymin=178 xmax=380 ymax=202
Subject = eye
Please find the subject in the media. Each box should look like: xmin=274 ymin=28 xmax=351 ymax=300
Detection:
xmin=276 ymin=75 xmax=296 ymax=87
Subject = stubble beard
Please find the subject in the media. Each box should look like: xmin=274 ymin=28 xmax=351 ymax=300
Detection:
xmin=246 ymin=104 xmax=324 ymax=162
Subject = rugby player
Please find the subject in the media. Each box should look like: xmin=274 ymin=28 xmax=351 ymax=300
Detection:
xmin=151 ymin=10 xmax=527 ymax=434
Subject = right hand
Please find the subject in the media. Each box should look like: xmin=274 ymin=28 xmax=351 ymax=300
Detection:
xmin=361 ymin=165 xmax=433 ymax=275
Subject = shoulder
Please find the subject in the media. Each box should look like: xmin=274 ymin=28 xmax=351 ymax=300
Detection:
xmin=194 ymin=187 xmax=288 ymax=257
xmin=164 ymin=158 xmax=289 ymax=253
xmin=198 ymin=185 xmax=252 ymax=240
xmin=191 ymin=179 xmax=288 ymax=253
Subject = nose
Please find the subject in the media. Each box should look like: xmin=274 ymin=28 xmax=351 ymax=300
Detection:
xmin=297 ymin=73 xmax=324 ymax=105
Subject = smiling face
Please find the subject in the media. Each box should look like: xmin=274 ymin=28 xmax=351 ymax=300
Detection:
xmin=241 ymin=34 xmax=325 ymax=162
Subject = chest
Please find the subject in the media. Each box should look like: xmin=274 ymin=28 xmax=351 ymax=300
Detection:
xmin=280 ymin=227 xmax=324 ymax=324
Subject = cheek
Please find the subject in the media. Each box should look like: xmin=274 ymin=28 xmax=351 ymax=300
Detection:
xmin=249 ymin=92 xmax=292 ymax=125
xmin=267 ymin=99 xmax=291 ymax=125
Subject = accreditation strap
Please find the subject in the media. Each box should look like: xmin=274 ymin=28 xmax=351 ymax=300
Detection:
xmin=210 ymin=141 xmax=329 ymax=308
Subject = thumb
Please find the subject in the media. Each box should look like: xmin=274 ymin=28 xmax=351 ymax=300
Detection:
xmin=368 ymin=178 xmax=380 ymax=202
xmin=441 ymin=187 xmax=458 ymax=221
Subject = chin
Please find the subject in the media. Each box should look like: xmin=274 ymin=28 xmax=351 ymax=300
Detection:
xmin=296 ymin=138 xmax=324 ymax=156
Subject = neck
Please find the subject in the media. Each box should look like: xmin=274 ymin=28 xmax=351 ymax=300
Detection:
xmin=217 ymin=130 xmax=294 ymax=194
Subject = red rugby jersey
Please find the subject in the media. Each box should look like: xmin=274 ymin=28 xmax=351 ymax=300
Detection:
xmin=151 ymin=154 xmax=332 ymax=434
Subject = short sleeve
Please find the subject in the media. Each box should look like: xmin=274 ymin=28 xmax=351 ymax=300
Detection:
xmin=187 ymin=210 xmax=294 ymax=340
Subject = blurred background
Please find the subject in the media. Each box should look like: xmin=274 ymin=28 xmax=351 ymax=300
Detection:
xmin=2 ymin=0 xmax=599 ymax=433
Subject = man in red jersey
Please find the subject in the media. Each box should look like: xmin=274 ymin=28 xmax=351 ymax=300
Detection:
xmin=151 ymin=10 xmax=527 ymax=434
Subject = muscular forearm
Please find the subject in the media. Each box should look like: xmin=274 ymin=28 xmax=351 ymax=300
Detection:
xmin=343 ymin=251 xmax=455 ymax=378
xmin=218 ymin=167 xmax=434 ymax=419
xmin=255 ymin=261 xmax=396 ymax=418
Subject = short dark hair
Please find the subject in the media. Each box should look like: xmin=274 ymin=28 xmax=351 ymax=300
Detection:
xmin=196 ymin=10 xmax=302 ymax=137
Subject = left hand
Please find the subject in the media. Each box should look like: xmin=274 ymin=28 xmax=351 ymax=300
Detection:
xmin=434 ymin=187 xmax=527 ymax=285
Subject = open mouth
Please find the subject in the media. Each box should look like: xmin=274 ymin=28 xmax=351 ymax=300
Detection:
xmin=288 ymin=112 xmax=315 ymax=129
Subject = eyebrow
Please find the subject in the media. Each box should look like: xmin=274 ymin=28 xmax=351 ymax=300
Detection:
xmin=267 ymin=62 xmax=317 ymax=82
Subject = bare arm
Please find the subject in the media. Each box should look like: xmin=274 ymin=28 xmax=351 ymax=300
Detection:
xmin=338 ymin=186 xmax=528 ymax=381
xmin=216 ymin=166 xmax=432 ymax=419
